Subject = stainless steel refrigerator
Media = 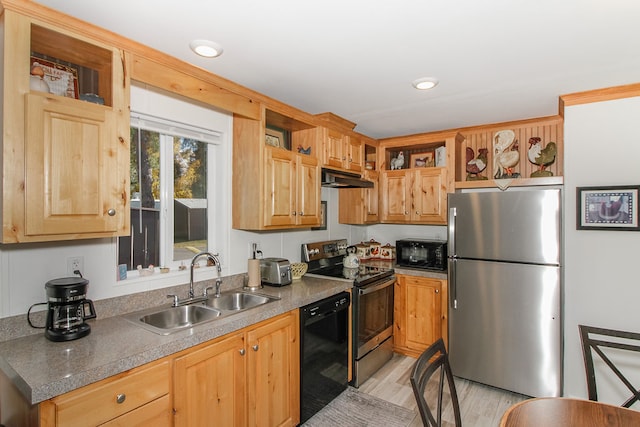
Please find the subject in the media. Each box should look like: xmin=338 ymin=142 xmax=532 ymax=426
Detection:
xmin=447 ymin=188 xmax=562 ymax=397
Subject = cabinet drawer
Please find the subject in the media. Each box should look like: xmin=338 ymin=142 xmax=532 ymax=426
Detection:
xmin=52 ymin=360 xmax=170 ymax=427
xmin=99 ymin=395 xmax=172 ymax=427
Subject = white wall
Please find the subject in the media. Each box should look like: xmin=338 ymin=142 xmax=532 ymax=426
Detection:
xmin=563 ymin=96 xmax=640 ymax=402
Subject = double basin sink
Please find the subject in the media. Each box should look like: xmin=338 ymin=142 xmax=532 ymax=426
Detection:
xmin=123 ymin=290 xmax=280 ymax=335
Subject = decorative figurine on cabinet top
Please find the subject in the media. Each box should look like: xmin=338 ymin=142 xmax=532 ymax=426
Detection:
xmin=527 ymin=137 xmax=557 ymax=178
xmin=297 ymin=145 xmax=311 ymax=155
xmin=29 ymin=63 xmax=51 ymax=93
xmin=466 ymin=147 xmax=488 ymax=180
xmin=390 ymin=151 xmax=405 ymax=170
xmin=493 ymin=129 xmax=520 ymax=179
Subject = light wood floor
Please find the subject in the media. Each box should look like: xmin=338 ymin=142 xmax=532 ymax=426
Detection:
xmin=359 ymin=353 xmax=529 ymax=427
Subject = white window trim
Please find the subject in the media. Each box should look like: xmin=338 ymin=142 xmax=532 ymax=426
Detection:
xmin=128 ymin=113 xmax=222 ymax=270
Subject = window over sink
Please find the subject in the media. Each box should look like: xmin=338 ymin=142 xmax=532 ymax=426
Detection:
xmin=117 ymin=112 xmax=222 ymax=271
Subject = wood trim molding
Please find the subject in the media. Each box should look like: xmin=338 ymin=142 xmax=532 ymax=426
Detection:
xmin=559 ymin=83 xmax=640 ymax=115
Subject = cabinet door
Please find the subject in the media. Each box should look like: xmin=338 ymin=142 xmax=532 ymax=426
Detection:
xmin=379 ymin=170 xmax=410 ymax=222
xmin=174 ymin=332 xmax=246 ymax=427
xmin=394 ymin=275 xmax=442 ymax=357
xmin=247 ymin=311 xmax=300 ymax=427
xmin=24 ymin=93 xmax=120 ymax=236
xmin=364 ymin=170 xmax=379 ymax=222
xmin=346 ymin=135 xmax=363 ymax=172
xmin=296 ymin=154 xmax=321 ymax=226
xmin=264 ymin=147 xmax=296 ymax=227
xmin=338 ymin=170 xmax=378 ymax=224
xmin=412 ymin=168 xmax=447 ymax=224
xmin=323 ymin=128 xmax=346 ymax=169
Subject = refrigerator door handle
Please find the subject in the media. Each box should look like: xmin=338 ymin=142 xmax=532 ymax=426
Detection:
xmin=449 ymin=258 xmax=457 ymax=309
xmin=448 ymin=207 xmax=456 ymax=256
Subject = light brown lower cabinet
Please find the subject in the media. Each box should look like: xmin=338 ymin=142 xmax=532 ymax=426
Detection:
xmin=20 ymin=310 xmax=300 ymax=427
xmin=39 ymin=358 xmax=172 ymax=427
xmin=393 ymin=274 xmax=447 ymax=358
xmin=173 ymin=310 xmax=300 ymax=427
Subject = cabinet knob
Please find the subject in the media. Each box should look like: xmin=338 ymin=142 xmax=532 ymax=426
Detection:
xmin=435 ymin=289 xmax=439 ymax=294
xmin=299 ymin=211 xmax=304 ymax=216
xmin=116 ymin=393 xmax=126 ymax=404
xmin=416 ymin=211 xmax=420 ymax=215
xmin=252 ymin=344 xmax=259 ymax=351
xmin=239 ymin=348 xmax=245 ymax=356
xmin=404 ymin=211 xmax=409 ymax=215
xmin=292 ymin=212 xmax=297 ymax=216
xmin=107 ymin=209 xmax=116 ymax=216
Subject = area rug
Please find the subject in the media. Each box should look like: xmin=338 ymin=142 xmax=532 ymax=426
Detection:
xmin=302 ymin=387 xmax=416 ymax=427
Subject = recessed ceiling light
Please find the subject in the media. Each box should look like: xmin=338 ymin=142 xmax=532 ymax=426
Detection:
xmin=412 ymin=77 xmax=439 ymax=90
xmin=189 ymin=40 xmax=224 ymax=58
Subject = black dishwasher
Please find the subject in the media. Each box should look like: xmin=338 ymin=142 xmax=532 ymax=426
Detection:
xmin=300 ymin=291 xmax=350 ymax=423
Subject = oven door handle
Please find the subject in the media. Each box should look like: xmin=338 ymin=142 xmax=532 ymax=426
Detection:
xmin=357 ymin=277 xmax=395 ymax=296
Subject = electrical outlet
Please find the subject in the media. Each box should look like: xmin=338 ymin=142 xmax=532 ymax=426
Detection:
xmin=67 ymin=256 xmax=84 ymax=276
xmin=249 ymin=242 xmax=261 ymax=259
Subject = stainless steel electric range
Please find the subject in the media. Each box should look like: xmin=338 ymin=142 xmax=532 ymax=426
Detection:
xmin=302 ymin=239 xmax=395 ymax=387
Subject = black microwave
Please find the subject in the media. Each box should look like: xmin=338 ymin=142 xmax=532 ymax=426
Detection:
xmin=395 ymin=239 xmax=447 ymax=271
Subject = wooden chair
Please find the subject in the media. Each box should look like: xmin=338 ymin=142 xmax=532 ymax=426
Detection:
xmin=410 ymin=338 xmax=462 ymax=427
xmin=579 ymin=324 xmax=640 ymax=408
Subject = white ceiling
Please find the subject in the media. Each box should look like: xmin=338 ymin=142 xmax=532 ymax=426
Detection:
xmin=35 ymin=0 xmax=640 ymax=139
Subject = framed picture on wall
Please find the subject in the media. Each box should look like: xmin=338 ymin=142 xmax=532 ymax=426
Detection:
xmin=576 ymin=185 xmax=640 ymax=230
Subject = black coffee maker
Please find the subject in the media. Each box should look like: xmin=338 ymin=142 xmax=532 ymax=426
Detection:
xmin=28 ymin=277 xmax=96 ymax=342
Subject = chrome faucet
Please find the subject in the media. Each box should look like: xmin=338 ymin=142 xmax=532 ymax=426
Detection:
xmin=167 ymin=251 xmax=222 ymax=307
xmin=190 ymin=251 xmax=222 ymax=298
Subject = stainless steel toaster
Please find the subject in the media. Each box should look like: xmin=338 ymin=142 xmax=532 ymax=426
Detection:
xmin=260 ymin=258 xmax=292 ymax=286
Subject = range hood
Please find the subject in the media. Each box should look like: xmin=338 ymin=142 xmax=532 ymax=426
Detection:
xmin=321 ymin=168 xmax=374 ymax=188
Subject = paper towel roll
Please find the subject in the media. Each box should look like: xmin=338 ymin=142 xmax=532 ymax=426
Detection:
xmin=247 ymin=259 xmax=261 ymax=287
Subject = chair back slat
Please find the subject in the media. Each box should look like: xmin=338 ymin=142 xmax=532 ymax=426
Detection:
xmin=410 ymin=338 xmax=462 ymax=427
xmin=579 ymin=324 xmax=640 ymax=408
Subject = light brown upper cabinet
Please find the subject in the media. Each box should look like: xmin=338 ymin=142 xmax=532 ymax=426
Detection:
xmin=339 ymin=139 xmax=379 ymax=224
xmin=378 ymin=132 xmax=461 ymax=225
xmin=0 ymin=10 xmax=130 ymax=243
xmin=380 ymin=167 xmax=448 ymax=224
xmin=322 ymin=128 xmax=364 ymax=173
xmin=233 ymin=106 xmax=321 ymax=230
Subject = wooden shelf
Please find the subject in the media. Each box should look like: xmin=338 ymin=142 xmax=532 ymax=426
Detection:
xmin=455 ymin=176 xmax=563 ymax=189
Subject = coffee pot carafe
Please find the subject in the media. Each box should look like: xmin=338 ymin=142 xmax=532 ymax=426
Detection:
xmin=28 ymin=277 xmax=96 ymax=342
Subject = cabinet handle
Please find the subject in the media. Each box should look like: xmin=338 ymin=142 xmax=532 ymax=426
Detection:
xmin=252 ymin=344 xmax=259 ymax=351
xmin=239 ymin=348 xmax=245 ymax=356
xmin=107 ymin=209 xmax=116 ymax=216
xmin=116 ymin=393 xmax=126 ymax=404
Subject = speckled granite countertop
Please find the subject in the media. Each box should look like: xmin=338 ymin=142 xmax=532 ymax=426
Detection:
xmin=393 ymin=265 xmax=448 ymax=280
xmin=0 ymin=276 xmax=352 ymax=405
xmin=362 ymin=260 xmax=448 ymax=280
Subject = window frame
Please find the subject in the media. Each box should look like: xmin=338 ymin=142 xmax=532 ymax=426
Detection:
xmin=123 ymin=113 xmax=222 ymax=271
